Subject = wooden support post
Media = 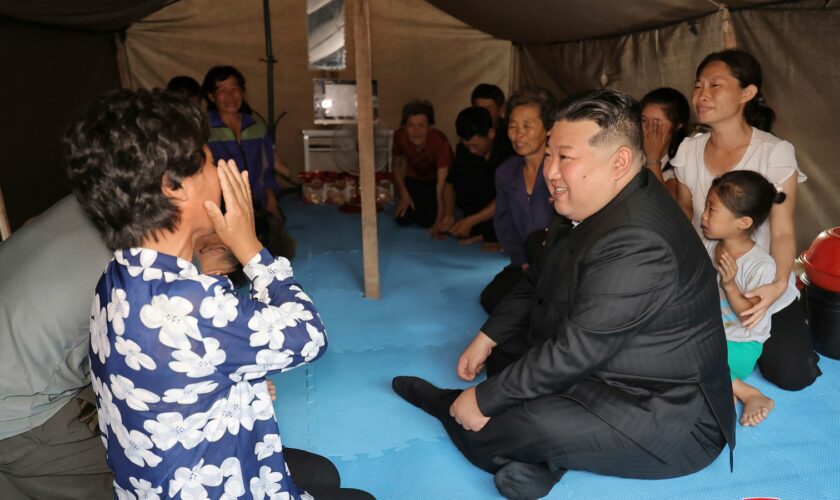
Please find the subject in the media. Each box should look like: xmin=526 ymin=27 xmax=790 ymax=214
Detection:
xmin=351 ymin=0 xmax=381 ymax=299
xmin=720 ymin=6 xmax=737 ymax=49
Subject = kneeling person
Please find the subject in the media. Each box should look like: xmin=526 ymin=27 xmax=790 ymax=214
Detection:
xmin=434 ymin=106 xmax=513 ymax=243
xmin=394 ymin=90 xmax=735 ymax=499
xmin=65 ymin=89 xmax=371 ymax=500
xmin=392 ymin=100 xmax=453 ymax=230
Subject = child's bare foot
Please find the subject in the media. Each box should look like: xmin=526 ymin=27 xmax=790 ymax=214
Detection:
xmin=732 ymin=379 xmax=774 ymax=427
xmin=458 ymin=235 xmax=483 ymax=245
xmin=740 ymin=392 xmax=774 ymax=426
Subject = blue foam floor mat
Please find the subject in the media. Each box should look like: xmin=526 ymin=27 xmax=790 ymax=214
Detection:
xmin=272 ymin=200 xmax=840 ymax=499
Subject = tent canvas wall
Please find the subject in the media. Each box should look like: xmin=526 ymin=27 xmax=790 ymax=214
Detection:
xmin=0 ymin=18 xmax=122 ymax=232
xmin=501 ymin=0 xmax=839 ymax=252
xmin=1 ymin=0 xmax=837 ymax=251
xmin=117 ymin=0 xmax=513 ymax=187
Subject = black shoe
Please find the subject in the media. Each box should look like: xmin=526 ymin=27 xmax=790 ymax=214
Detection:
xmin=494 ymin=460 xmax=565 ymax=500
xmin=391 ymin=376 xmax=460 ymax=417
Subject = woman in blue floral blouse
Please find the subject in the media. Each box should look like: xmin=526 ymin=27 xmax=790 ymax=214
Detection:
xmin=64 ymin=89 xmax=372 ymax=500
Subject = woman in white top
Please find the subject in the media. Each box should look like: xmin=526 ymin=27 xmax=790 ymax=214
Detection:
xmin=672 ymin=49 xmax=820 ymax=391
xmin=640 ymin=87 xmax=691 ymax=199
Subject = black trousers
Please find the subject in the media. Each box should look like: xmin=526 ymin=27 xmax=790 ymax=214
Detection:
xmin=468 ymin=219 xmax=497 ymax=243
xmin=429 ymin=338 xmax=725 ymax=481
xmin=480 ymin=265 xmax=524 ymax=315
xmin=758 ymin=298 xmax=822 ymax=391
xmin=285 ymin=448 xmax=374 ymax=499
xmin=453 ymin=187 xmax=497 ymax=243
xmin=395 ymin=177 xmax=438 ymax=228
xmin=480 ymin=229 xmax=548 ymax=314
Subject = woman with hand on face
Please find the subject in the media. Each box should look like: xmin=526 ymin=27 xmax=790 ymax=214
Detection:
xmin=671 ymin=49 xmax=820 ymax=391
xmin=479 ymin=87 xmax=556 ymax=315
xmin=64 ymin=90 xmax=372 ymax=500
xmin=640 ymin=87 xmax=690 ymax=199
xmin=202 ymin=66 xmax=292 ymax=218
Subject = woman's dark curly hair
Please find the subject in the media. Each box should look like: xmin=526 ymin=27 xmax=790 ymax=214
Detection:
xmin=63 ymin=89 xmax=210 ymax=251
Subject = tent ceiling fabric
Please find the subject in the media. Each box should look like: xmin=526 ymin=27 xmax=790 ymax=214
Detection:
xmin=423 ymin=0 xmax=780 ymax=43
xmin=0 ymin=0 xmax=173 ymax=30
xmin=0 ymin=0 xmax=780 ymax=37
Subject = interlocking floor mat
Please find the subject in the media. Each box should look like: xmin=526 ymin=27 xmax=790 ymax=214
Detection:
xmin=273 ymin=201 xmax=840 ymax=500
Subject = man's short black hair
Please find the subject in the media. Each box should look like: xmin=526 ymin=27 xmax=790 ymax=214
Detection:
xmin=551 ymin=89 xmax=643 ymax=154
xmin=455 ymin=106 xmax=494 ymax=141
xmin=400 ymin=99 xmax=435 ymax=126
xmin=166 ymin=76 xmax=202 ymax=101
xmin=63 ymin=89 xmax=209 ymax=251
xmin=471 ymin=83 xmax=505 ymax=107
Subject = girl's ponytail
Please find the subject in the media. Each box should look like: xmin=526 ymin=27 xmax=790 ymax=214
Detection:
xmin=711 ymin=170 xmax=783 ymax=231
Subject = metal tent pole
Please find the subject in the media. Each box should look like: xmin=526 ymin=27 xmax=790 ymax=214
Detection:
xmin=262 ymin=0 xmax=277 ymax=139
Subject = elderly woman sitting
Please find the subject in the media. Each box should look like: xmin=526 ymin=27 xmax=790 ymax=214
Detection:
xmin=64 ymin=89 xmax=371 ymax=500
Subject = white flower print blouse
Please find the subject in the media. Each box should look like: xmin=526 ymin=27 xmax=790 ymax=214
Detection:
xmin=89 ymin=248 xmax=327 ymax=499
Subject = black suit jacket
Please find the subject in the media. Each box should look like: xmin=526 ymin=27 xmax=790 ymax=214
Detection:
xmin=476 ymin=168 xmax=736 ymax=464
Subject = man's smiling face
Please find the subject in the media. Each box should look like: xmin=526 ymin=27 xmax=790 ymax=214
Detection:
xmin=543 ymin=119 xmax=621 ymax=222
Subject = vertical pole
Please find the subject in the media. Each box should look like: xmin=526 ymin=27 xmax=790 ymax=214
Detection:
xmin=508 ymin=43 xmax=520 ymax=95
xmin=351 ymin=0 xmax=381 ymax=299
xmin=720 ymin=6 xmax=737 ymax=49
xmin=263 ymin=0 xmax=276 ymax=139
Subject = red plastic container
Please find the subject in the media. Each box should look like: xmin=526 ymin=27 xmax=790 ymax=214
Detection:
xmin=800 ymin=227 xmax=840 ymax=292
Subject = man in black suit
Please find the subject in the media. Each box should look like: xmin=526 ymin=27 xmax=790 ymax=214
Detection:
xmin=393 ymin=90 xmax=736 ymax=499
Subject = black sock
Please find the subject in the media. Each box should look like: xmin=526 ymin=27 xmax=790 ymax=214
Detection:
xmin=392 ymin=376 xmax=461 ymax=418
xmin=494 ymin=460 xmax=565 ymax=500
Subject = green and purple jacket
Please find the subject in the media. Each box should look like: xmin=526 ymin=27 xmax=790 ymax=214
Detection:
xmin=207 ymin=111 xmax=280 ymax=207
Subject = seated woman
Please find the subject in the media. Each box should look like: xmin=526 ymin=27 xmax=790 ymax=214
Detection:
xmin=673 ymin=49 xmax=820 ymax=391
xmin=64 ymin=89 xmax=372 ymax=500
xmin=640 ymin=87 xmax=691 ymax=199
xmin=202 ymin=65 xmax=293 ymax=217
xmin=392 ymin=99 xmax=454 ymax=230
xmin=480 ymin=87 xmax=555 ymax=315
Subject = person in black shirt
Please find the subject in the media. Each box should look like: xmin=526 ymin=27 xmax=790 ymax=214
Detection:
xmin=471 ymin=83 xmax=513 ymax=164
xmin=433 ymin=106 xmax=514 ymax=244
